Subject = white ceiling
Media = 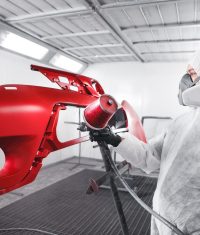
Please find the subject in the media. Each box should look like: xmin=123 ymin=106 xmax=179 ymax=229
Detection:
xmin=0 ymin=0 xmax=199 ymax=64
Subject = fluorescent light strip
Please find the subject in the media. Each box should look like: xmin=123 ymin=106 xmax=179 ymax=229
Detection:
xmin=1 ymin=32 xmax=48 ymax=60
xmin=50 ymin=54 xmax=83 ymax=73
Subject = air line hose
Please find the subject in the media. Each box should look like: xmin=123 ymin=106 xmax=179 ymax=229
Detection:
xmin=101 ymin=146 xmax=186 ymax=235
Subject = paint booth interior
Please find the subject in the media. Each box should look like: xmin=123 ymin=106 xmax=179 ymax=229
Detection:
xmin=0 ymin=1 xmax=198 ymax=235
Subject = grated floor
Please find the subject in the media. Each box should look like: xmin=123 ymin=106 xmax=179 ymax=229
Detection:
xmin=0 ymin=168 xmax=157 ymax=235
xmin=0 ymin=157 xmax=103 ymax=209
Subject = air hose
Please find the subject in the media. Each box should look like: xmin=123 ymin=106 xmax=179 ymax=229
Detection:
xmin=100 ymin=145 xmax=186 ymax=235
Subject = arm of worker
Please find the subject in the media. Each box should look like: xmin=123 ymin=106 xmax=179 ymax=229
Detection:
xmin=112 ymin=132 xmax=165 ymax=174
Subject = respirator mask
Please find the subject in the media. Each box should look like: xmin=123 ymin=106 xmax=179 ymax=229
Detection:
xmin=178 ymin=73 xmax=200 ymax=107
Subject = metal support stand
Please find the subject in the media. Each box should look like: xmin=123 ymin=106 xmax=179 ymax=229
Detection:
xmin=113 ymin=151 xmax=117 ymax=164
xmin=98 ymin=141 xmax=129 ymax=235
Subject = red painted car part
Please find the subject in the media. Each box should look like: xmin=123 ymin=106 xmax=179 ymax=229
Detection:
xmin=121 ymin=100 xmax=147 ymax=143
xmin=31 ymin=64 xmax=104 ymax=96
xmin=0 ymin=65 xmax=104 ymax=195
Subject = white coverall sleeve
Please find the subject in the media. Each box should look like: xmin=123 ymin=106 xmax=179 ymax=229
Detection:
xmin=113 ymin=132 xmax=165 ymax=174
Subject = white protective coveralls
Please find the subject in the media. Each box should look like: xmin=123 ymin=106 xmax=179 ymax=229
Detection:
xmin=113 ymin=84 xmax=200 ymax=235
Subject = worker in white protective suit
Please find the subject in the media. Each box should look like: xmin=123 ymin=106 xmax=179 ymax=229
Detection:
xmin=92 ymin=51 xmax=200 ymax=235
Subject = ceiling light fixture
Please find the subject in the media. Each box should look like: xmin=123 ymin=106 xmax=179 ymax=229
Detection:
xmin=50 ymin=54 xmax=83 ymax=73
xmin=0 ymin=32 xmax=48 ymax=60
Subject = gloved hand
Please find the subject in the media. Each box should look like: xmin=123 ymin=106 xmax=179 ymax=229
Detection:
xmin=89 ymin=127 xmax=122 ymax=147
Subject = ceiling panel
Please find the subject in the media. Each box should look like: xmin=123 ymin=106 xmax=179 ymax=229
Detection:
xmin=48 ymin=37 xmax=72 ymax=48
xmin=0 ymin=5 xmax=17 ymax=18
xmin=63 ymin=0 xmax=88 ymax=8
xmin=133 ymin=30 xmax=154 ymax=42
xmin=181 ymin=27 xmax=198 ymax=39
xmin=85 ymin=55 xmax=137 ymax=63
xmin=152 ymin=29 xmax=169 ymax=41
xmin=178 ymin=0 xmax=196 ymax=22
xmin=0 ymin=0 xmax=27 ymax=16
xmin=195 ymin=0 xmax=200 ymax=21
xmin=45 ymin=0 xmax=72 ymax=9
xmin=16 ymin=22 xmax=49 ymax=37
xmin=159 ymin=3 xmax=179 ymax=24
xmin=0 ymin=0 xmax=199 ymax=64
xmin=27 ymin=0 xmax=56 ymax=12
xmin=8 ymin=0 xmax=45 ymax=15
xmin=141 ymin=5 xmax=162 ymax=25
xmin=166 ymin=28 xmax=182 ymax=40
xmin=110 ymin=7 xmax=148 ymax=27
xmin=44 ymin=18 xmax=70 ymax=33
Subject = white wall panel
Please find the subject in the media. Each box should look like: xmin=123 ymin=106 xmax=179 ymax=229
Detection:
xmin=82 ymin=61 xmax=190 ymax=160
xmin=83 ymin=61 xmax=189 ymax=118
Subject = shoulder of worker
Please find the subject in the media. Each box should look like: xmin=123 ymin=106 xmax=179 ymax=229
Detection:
xmin=175 ymin=108 xmax=197 ymax=121
xmin=167 ymin=108 xmax=198 ymax=132
xmin=147 ymin=109 xmax=197 ymax=145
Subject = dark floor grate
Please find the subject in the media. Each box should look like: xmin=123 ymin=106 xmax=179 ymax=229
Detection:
xmin=0 ymin=169 xmax=157 ymax=235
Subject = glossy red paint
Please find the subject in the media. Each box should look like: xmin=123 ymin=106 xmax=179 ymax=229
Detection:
xmin=0 ymin=65 xmax=104 ymax=194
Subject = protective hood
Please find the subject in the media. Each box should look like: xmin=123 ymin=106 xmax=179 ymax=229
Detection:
xmin=182 ymin=82 xmax=200 ymax=107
